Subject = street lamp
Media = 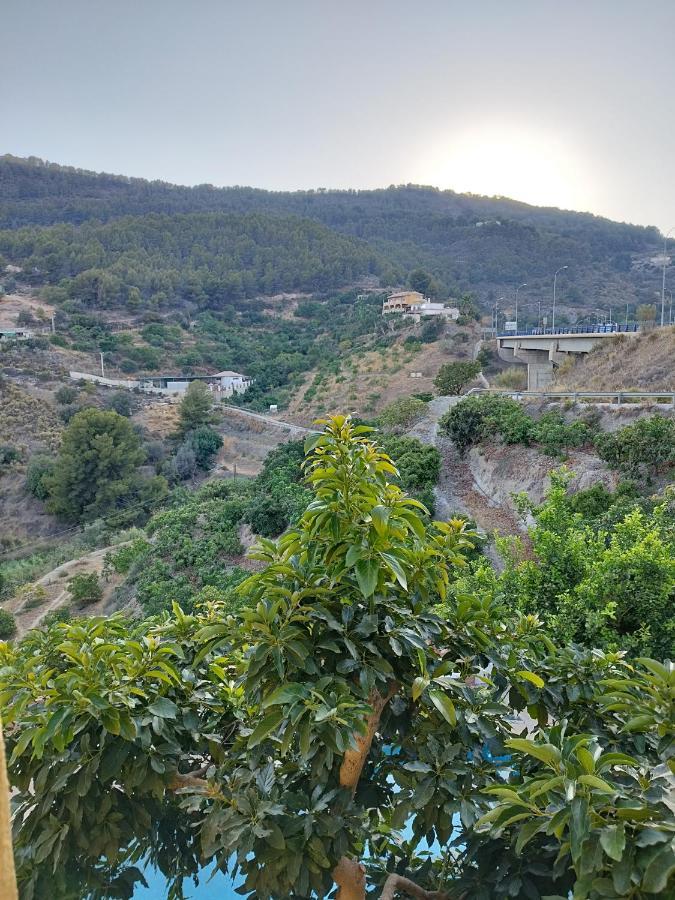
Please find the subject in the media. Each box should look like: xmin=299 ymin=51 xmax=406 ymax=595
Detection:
xmin=552 ymin=265 xmax=568 ymax=330
xmin=661 ymin=228 xmax=675 ymax=327
xmin=494 ymin=296 xmax=505 ymax=334
xmin=515 ymin=282 xmax=527 ymax=334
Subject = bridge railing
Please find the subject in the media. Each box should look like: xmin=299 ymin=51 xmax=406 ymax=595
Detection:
xmin=466 ymin=387 xmax=675 ymax=407
xmin=497 ymin=323 xmax=641 ymax=337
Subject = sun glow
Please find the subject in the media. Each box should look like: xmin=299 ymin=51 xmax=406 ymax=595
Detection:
xmin=414 ymin=123 xmax=594 ymax=211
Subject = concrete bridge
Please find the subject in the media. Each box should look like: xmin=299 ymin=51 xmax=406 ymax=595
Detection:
xmin=496 ymin=324 xmax=641 ymax=389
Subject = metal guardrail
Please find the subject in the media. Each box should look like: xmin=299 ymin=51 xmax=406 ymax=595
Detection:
xmin=467 ymin=388 xmax=675 ymax=406
xmin=497 ymin=323 xmax=641 ymax=337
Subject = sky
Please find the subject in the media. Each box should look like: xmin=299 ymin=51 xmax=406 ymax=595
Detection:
xmin=3 ymin=0 xmax=675 ymax=232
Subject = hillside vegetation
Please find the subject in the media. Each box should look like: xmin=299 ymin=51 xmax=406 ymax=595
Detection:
xmin=0 ymin=154 xmax=668 ymax=314
xmin=555 ymin=327 xmax=675 ymax=391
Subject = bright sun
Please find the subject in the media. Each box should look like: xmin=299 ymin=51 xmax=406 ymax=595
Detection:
xmin=414 ymin=123 xmax=593 ymax=211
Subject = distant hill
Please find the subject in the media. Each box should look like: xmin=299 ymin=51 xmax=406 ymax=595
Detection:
xmin=0 ymin=154 xmax=669 ymax=318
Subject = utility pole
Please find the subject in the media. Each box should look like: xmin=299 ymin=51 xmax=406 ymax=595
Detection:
xmin=661 ymin=228 xmax=675 ymax=327
xmin=100 ymin=352 xmax=105 ymax=379
xmin=624 ymin=303 xmax=629 ymax=328
xmin=50 ymin=315 xmax=55 ymax=334
xmin=552 ymin=265 xmax=568 ymax=330
xmin=537 ymin=297 xmax=542 ymax=329
xmin=515 ymin=282 xmax=527 ymax=334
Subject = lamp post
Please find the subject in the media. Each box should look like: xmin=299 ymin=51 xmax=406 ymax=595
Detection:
xmin=661 ymin=228 xmax=674 ymax=327
xmin=494 ymin=296 xmax=505 ymax=334
xmin=552 ymin=265 xmax=568 ymax=330
xmin=515 ymin=282 xmax=527 ymax=334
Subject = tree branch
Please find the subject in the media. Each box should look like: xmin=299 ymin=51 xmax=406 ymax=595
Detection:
xmin=333 ymin=855 xmax=367 ymax=900
xmin=380 ymin=873 xmax=449 ymax=900
xmin=338 ymin=682 xmax=398 ymax=795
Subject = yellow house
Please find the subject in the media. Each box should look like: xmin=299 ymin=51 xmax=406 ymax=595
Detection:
xmin=382 ymin=290 xmax=425 ymax=314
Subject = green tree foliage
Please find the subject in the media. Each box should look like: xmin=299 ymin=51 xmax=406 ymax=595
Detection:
xmin=595 ymin=415 xmax=675 ymax=479
xmin=105 ymin=390 xmax=133 ymax=417
xmin=1 ymin=418 xmax=673 ymax=899
xmin=43 ymin=408 xmax=167 ymax=523
xmin=477 ymin=472 xmax=675 ymax=656
xmin=178 ymin=381 xmax=212 ymax=433
xmin=67 ymin=572 xmax=103 ymax=606
xmin=188 ymin=425 xmax=222 ymax=469
xmin=439 ymin=395 xmax=592 ymax=456
xmin=54 ymin=385 xmax=78 ymax=405
xmin=243 ymin=440 xmax=311 ymax=537
xmin=115 ymin=479 xmax=252 ymax=615
xmin=408 ymin=268 xmax=441 ymax=298
xmin=376 ymin=396 xmax=428 ymax=431
xmin=434 ymin=360 xmax=481 ymax=395
xmin=1 ymin=156 xmax=662 ymax=310
xmin=0 ymin=608 xmax=16 ymax=638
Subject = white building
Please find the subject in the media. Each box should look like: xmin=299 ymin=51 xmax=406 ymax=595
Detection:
xmin=139 ymin=371 xmax=252 ymax=396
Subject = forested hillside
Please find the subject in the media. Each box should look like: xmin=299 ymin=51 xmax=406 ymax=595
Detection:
xmin=0 ymin=212 xmax=382 ymax=306
xmin=0 ymin=155 xmax=667 ymax=313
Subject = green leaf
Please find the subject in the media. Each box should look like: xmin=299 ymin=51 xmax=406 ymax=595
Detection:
xmin=624 ymin=714 xmax=653 ymax=732
xmin=146 ymin=697 xmax=179 ymax=719
xmin=355 ymin=558 xmax=379 ymax=598
xmin=506 ymin=739 xmax=561 ymax=769
xmin=371 ymin=505 xmax=390 ymax=537
xmin=429 ymin=690 xmax=456 ymax=726
xmin=261 ymin=683 xmax=306 ymax=709
xmin=379 ymin=551 xmax=407 ymax=590
xmin=412 ymin=676 xmax=429 ymax=701
xmin=247 ymin=709 xmax=284 ymax=749
xmin=576 ymin=747 xmax=596 ymax=774
xmin=578 ymin=774 xmax=616 ymax=794
xmin=599 ymin=823 xmax=626 ymax=861
xmin=515 ymin=818 xmax=544 ymax=855
xmin=516 ymin=670 xmax=545 ymax=689
xmin=642 ymin=845 xmax=675 ymax=893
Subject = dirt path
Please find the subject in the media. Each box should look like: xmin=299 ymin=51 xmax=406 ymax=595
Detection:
xmin=6 ymin=546 xmax=125 ymax=638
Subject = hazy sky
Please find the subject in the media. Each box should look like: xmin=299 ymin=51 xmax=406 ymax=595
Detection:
xmin=3 ymin=0 xmax=675 ymax=231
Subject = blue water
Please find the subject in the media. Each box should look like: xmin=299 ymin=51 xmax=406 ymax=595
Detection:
xmin=134 ymin=862 xmax=239 ymax=899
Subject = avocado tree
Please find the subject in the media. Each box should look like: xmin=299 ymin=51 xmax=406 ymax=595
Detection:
xmin=1 ymin=417 xmax=674 ymax=899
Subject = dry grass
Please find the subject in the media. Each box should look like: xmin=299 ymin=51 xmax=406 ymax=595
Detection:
xmin=554 ymin=328 xmax=675 ymax=392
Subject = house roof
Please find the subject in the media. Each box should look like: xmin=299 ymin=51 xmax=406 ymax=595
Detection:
xmin=213 ymin=371 xmax=246 ymax=378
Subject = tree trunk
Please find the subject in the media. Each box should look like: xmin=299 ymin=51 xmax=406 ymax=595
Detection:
xmin=0 ymin=718 xmax=18 ymax=900
xmin=332 ymin=685 xmax=397 ymax=899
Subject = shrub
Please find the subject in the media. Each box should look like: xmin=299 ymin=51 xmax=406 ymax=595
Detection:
xmin=594 ymin=415 xmax=675 ymax=479
xmin=434 ymin=360 xmax=481 ymax=395
xmin=68 ymin=573 xmax=103 ymax=606
xmin=106 ymin=391 xmax=132 ymax=417
xmin=0 ymin=608 xmax=16 ymax=638
xmin=439 ymin=395 xmax=533 ymax=453
xmin=0 ymin=444 xmax=21 ymax=470
xmin=55 ymin=385 xmax=78 ymax=405
xmin=376 ymin=397 xmax=427 ymax=431
xmin=189 ymin=425 xmax=222 ymax=469
xmin=40 ymin=607 xmax=72 ymax=628
xmin=25 ymin=454 xmax=56 ymax=500
xmin=15 ymin=582 xmax=48 ymax=610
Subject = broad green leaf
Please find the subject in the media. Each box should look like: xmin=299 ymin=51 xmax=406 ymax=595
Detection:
xmin=412 ymin=676 xmax=429 ymax=701
xmin=147 ymin=697 xmax=178 ymax=720
xmin=371 ymin=505 xmax=390 ymax=537
xmin=261 ymin=683 xmax=306 ymax=709
xmin=515 ymin=818 xmax=544 ymax=855
xmin=506 ymin=739 xmax=561 ymax=769
xmin=516 ymin=670 xmax=545 ymax=689
xmin=578 ymin=774 xmax=616 ymax=794
xmin=641 ymin=845 xmax=675 ymax=893
xmin=576 ymin=747 xmax=595 ymax=774
xmin=247 ymin=709 xmax=284 ymax=749
xmin=599 ymin=823 xmax=626 ymax=862
xmin=355 ymin=558 xmax=379 ymax=598
xmin=429 ymin=690 xmax=456 ymax=726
